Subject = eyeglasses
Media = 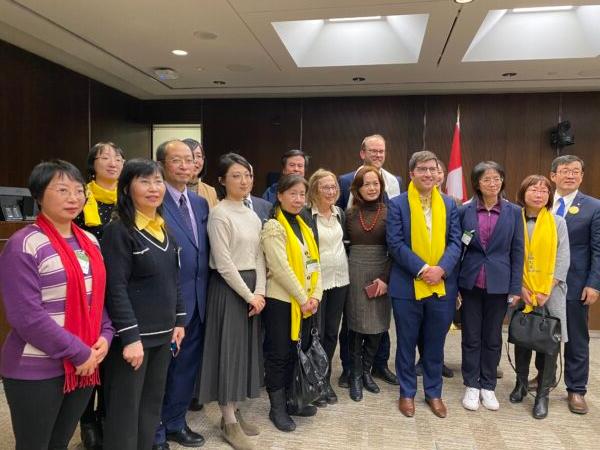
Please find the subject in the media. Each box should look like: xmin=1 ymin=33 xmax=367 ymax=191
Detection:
xmin=48 ymin=187 xmax=86 ymax=199
xmin=480 ymin=177 xmax=503 ymax=185
xmin=413 ymin=166 xmax=438 ymax=175
xmin=137 ymin=179 xmax=164 ymax=188
xmin=319 ymin=185 xmax=338 ymax=193
xmin=286 ymin=191 xmax=306 ymax=199
xmin=527 ymin=188 xmax=549 ymax=196
xmin=366 ymin=149 xmax=385 ymax=156
xmin=556 ymin=169 xmax=582 ymax=176
xmin=166 ymin=157 xmax=194 ymax=166
xmin=96 ymin=156 xmax=125 ymax=165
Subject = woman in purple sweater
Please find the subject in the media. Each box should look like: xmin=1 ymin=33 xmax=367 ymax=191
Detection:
xmin=0 ymin=160 xmax=114 ymax=450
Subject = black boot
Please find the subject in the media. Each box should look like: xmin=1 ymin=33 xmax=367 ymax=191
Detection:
xmin=268 ymin=389 xmax=296 ymax=432
xmin=349 ymin=374 xmax=363 ymax=401
xmin=324 ymin=376 xmax=338 ymax=404
xmin=533 ymin=351 xmax=558 ymax=419
xmin=510 ymin=345 xmax=531 ymax=403
xmin=362 ymin=371 xmax=380 ymax=394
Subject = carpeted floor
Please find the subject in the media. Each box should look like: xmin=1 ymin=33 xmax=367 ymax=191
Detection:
xmin=1 ymin=329 xmax=598 ymax=450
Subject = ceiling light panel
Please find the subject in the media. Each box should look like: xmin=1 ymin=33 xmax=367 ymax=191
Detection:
xmin=463 ymin=6 xmax=600 ymax=62
xmin=272 ymin=14 xmax=429 ymax=68
xmin=328 ymin=16 xmax=382 ymax=22
xmin=512 ymin=6 xmax=573 ymax=13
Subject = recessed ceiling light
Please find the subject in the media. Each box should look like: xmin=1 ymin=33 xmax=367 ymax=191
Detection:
xmin=352 ymin=76 xmax=366 ymax=82
xmin=454 ymin=0 xmax=474 ymax=4
xmin=502 ymin=72 xmax=517 ymax=77
xmin=171 ymin=49 xmax=188 ymax=56
xmin=196 ymin=66 xmax=204 ymax=72
xmin=213 ymin=80 xmax=226 ymax=85
xmin=329 ymin=16 xmax=382 ymax=22
xmin=193 ymin=30 xmax=218 ymax=40
xmin=512 ymin=6 xmax=573 ymax=13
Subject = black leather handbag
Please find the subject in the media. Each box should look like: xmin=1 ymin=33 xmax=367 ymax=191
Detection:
xmin=289 ymin=325 xmax=329 ymax=410
xmin=508 ymin=306 xmax=561 ymax=355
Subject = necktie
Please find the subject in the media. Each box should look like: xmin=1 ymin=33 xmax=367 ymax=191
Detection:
xmin=243 ymin=198 xmax=252 ymax=210
xmin=179 ymin=195 xmax=195 ymax=235
xmin=556 ymin=197 xmax=565 ymax=217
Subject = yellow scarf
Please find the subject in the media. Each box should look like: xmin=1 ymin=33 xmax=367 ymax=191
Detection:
xmin=83 ymin=181 xmax=117 ymax=227
xmin=408 ymin=182 xmax=447 ymax=300
xmin=276 ymin=208 xmax=320 ymax=340
xmin=522 ymin=207 xmax=557 ymax=313
xmin=135 ymin=211 xmax=165 ymax=242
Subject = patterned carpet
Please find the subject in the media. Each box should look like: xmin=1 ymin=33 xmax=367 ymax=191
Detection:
xmin=1 ymin=329 xmax=598 ymax=450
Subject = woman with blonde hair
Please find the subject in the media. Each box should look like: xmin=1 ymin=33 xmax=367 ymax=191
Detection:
xmin=307 ymin=169 xmax=349 ymax=404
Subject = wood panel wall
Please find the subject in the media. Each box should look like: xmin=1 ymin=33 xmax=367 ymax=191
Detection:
xmin=0 ymin=40 xmax=150 ymax=188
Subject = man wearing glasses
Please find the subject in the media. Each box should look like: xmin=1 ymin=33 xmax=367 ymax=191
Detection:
xmin=154 ymin=140 xmax=210 ymax=449
xmin=336 ymin=134 xmax=403 ymax=388
xmin=529 ymin=155 xmax=600 ymax=415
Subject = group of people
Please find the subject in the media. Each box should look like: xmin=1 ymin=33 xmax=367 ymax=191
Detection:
xmin=0 ymin=134 xmax=598 ymax=450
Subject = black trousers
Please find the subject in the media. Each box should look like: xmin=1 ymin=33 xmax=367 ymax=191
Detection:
xmin=348 ymin=330 xmax=382 ymax=377
xmin=80 ymin=366 xmax=105 ymax=424
xmin=535 ymin=299 xmax=589 ymax=395
xmin=316 ymin=285 xmax=348 ymax=376
xmin=460 ymin=287 xmax=508 ymax=390
xmin=4 ymin=376 xmax=92 ymax=450
xmin=103 ymin=341 xmax=172 ymax=450
xmin=263 ymin=298 xmax=311 ymax=392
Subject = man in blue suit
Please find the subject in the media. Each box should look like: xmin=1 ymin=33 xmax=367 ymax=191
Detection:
xmin=262 ymin=149 xmax=307 ymax=204
xmin=387 ymin=151 xmax=461 ymax=418
xmin=154 ymin=140 xmax=210 ymax=449
xmin=530 ymin=155 xmax=600 ymax=415
xmin=337 ymin=134 xmax=403 ymax=388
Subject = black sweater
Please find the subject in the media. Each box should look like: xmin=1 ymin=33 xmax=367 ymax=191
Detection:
xmin=101 ymin=219 xmax=186 ymax=348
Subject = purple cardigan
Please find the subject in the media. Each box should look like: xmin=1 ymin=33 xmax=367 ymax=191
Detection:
xmin=0 ymin=224 xmax=114 ymax=380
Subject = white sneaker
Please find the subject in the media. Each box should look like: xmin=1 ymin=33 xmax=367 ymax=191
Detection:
xmin=480 ymin=389 xmax=500 ymax=410
xmin=462 ymin=387 xmax=480 ymax=411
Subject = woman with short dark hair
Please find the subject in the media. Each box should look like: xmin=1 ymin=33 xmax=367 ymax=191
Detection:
xmin=0 ymin=160 xmax=113 ymax=450
xmin=261 ymin=174 xmax=322 ymax=432
xmin=101 ymin=158 xmax=186 ymax=450
xmin=509 ymin=175 xmax=569 ymax=419
xmin=197 ymin=153 xmax=266 ymax=450
xmin=75 ymin=141 xmax=124 ymax=449
xmin=459 ymin=161 xmax=524 ymax=412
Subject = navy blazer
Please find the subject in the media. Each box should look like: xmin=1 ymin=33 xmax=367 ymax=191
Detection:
xmin=337 ymin=170 xmax=403 ymax=210
xmin=458 ymin=198 xmax=524 ymax=295
xmin=563 ymin=192 xmax=600 ymax=300
xmin=250 ymin=195 xmax=272 ymax=223
xmin=163 ymin=190 xmax=210 ymax=324
xmin=386 ymin=192 xmax=462 ymax=300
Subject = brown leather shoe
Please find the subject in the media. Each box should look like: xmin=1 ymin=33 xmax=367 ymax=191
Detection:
xmin=568 ymin=393 xmax=589 ymax=414
xmin=398 ymin=397 xmax=415 ymax=417
xmin=426 ymin=398 xmax=447 ymax=418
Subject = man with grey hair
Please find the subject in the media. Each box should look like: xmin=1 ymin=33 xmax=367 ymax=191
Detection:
xmin=387 ymin=150 xmax=461 ymax=418
xmin=528 ymin=154 xmax=600 ymax=415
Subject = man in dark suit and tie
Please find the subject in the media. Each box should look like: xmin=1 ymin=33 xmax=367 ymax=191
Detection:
xmin=153 ymin=140 xmax=210 ymax=449
xmin=530 ymin=155 xmax=600 ymax=415
xmin=336 ymin=134 xmax=403 ymax=388
xmin=386 ymin=151 xmax=461 ymax=418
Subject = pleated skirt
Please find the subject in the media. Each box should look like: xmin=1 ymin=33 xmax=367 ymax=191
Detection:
xmin=197 ymin=270 xmax=263 ymax=405
xmin=347 ymin=244 xmax=391 ymax=335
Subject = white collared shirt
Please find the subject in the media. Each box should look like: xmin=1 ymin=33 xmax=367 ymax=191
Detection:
xmin=311 ymin=205 xmax=349 ymax=290
xmin=553 ymin=190 xmax=578 ymax=216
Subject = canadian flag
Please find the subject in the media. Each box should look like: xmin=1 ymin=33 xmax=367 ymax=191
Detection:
xmin=445 ymin=111 xmax=468 ymax=202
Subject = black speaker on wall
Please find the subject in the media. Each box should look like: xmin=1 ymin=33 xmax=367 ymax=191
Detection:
xmin=550 ymin=121 xmax=575 ymax=148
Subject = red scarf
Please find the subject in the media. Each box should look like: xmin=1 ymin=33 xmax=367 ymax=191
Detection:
xmin=36 ymin=214 xmax=107 ymax=393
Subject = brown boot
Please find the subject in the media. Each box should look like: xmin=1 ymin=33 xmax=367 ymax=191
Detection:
xmin=399 ymin=397 xmax=415 ymax=417
xmin=426 ymin=398 xmax=447 ymax=418
xmin=222 ymin=422 xmax=254 ymax=450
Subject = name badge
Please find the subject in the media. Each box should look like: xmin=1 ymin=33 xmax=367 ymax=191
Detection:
xmin=461 ymin=230 xmax=475 ymax=246
xmin=75 ymin=250 xmax=90 ymax=274
xmin=306 ymin=258 xmax=319 ymax=275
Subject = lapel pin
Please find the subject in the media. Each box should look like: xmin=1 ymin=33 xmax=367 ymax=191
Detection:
xmin=568 ymin=205 xmax=579 ymax=215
